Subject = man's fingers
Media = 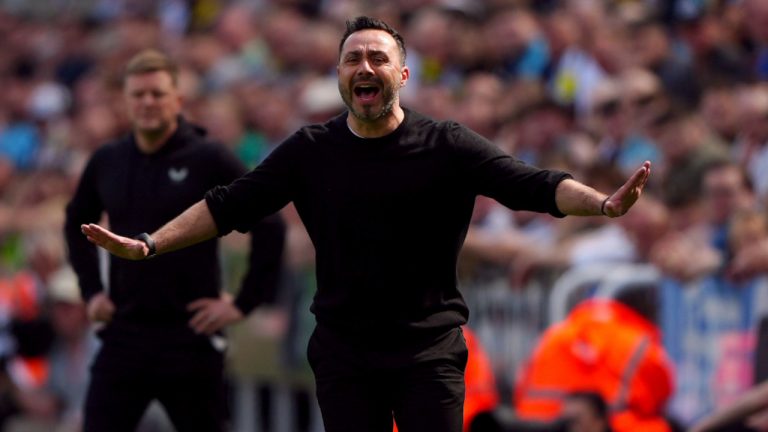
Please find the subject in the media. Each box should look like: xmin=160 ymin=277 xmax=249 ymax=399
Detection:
xmin=640 ymin=164 xmax=651 ymax=188
xmin=188 ymin=300 xmax=223 ymax=333
xmin=188 ymin=299 xmax=242 ymax=334
xmin=189 ymin=309 xmax=211 ymax=330
xmin=87 ymin=294 xmax=115 ymax=323
xmin=608 ymin=161 xmax=652 ymax=217
xmin=81 ymin=224 xmax=113 ymax=243
xmin=191 ymin=311 xmax=222 ymax=335
xmin=187 ymin=298 xmax=214 ymax=311
xmin=81 ymin=224 xmax=147 ymax=260
xmin=627 ymin=162 xmax=651 ymax=189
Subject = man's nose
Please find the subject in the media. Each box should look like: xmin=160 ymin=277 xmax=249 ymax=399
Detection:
xmin=356 ymin=59 xmax=374 ymax=75
xmin=140 ymin=94 xmax=156 ymax=104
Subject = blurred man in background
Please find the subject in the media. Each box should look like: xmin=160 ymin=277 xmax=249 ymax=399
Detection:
xmin=64 ymin=50 xmax=285 ymax=432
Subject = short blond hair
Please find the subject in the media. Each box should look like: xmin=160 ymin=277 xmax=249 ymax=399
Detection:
xmin=124 ymin=49 xmax=179 ymax=86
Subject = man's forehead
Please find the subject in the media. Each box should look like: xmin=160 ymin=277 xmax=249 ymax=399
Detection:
xmin=124 ymin=71 xmax=175 ymax=88
xmin=341 ymin=29 xmax=398 ymax=53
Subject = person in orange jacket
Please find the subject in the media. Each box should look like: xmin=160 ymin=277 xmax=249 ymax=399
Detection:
xmin=395 ymin=325 xmax=499 ymax=432
xmin=514 ymin=298 xmax=674 ymax=432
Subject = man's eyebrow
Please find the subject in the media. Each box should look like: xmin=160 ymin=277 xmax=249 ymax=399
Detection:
xmin=343 ymin=48 xmax=389 ymax=58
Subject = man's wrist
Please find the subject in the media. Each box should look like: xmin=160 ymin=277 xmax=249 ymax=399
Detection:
xmin=134 ymin=232 xmax=157 ymax=259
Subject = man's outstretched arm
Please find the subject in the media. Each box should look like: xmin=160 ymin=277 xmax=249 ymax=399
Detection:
xmin=555 ymin=161 xmax=651 ymax=217
xmin=81 ymin=200 xmax=218 ymax=260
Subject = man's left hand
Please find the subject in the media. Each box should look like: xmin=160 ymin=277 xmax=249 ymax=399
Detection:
xmin=188 ymin=293 xmax=244 ymax=335
xmin=603 ymin=161 xmax=651 ymax=217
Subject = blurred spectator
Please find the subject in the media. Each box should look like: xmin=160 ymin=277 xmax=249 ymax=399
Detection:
xmin=7 ymin=265 xmax=97 ymax=432
xmin=618 ymin=68 xmax=668 ymax=135
xmin=658 ymin=207 xmax=768 ymax=424
xmin=651 ymin=161 xmax=754 ymax=281
xmin=404 ymin=7 xmax=457 ymax=88
xmin=648 ymin=105 xmax=729 ymax=214
xmin=455 ymin=72 xmax=505 ymax=140
xmin=743 ymin=0 xmax=768 ymax=79
xmin=544 ymin=8 xmax=606 ymax=113
xmin=0 ymin=96 xmax=41 ymax=171
xmin=587 ymin=76 xmax=660 ymax=177
xmin=699 ymin=82 xmax=742 ymax=145
xmin=688 ymin=378 xmax=768 ymax=432
xmin=484 ymin=8 xmax=549 ymax=81
xmin=514 ymin=299 xmax=674 ymax=432
xmin=732 ymin=85 xmax=768 ymax=205
xmin=675 ymin=12 xmax=751 ymax=86
xmin=627 ymin=17 xmax=700 ymax=107
xmin=561 ymin=392 xmax=614 ymax=432
xmin=497 ymin=94 xmax=574 ymax=167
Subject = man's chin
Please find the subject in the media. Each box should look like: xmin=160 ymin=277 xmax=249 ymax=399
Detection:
xmin=135 ymin=123 xmax=166 ymax=135
xmin=351 ymin=104 xmax=388 ymax=122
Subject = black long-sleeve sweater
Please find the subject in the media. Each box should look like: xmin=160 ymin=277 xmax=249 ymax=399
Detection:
xmin=64 ymin=118 xmax=284 ymax=347
xmin=205 ymin=109 xmax=570 ymax=342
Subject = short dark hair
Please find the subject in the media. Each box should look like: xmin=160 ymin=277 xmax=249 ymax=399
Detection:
xmin=124 ymin=49 xmax=179 ymax=86
xmin=339 ymin=16 xmax=407 ymax=64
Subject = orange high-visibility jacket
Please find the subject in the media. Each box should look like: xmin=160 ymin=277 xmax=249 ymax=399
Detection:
xmin=462 ymin=325 xmax=500 ymax=429
xmin=514 ymin=299 xmax=674 ymax=432
xmin=394 ymin=325 xmax=499 ymax=432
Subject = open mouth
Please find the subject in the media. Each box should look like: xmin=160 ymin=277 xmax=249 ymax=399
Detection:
xmin=353 ymin=83 xmax=380 ymax=103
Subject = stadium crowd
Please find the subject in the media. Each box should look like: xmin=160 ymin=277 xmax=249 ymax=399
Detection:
xmin=0 ymin=0 xmax=766 ymax=431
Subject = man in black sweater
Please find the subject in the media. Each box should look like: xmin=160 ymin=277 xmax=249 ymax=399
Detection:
xmin=65 ymin=50 xmax=285 ymax=432
xmin=81 ymin=18 xmax=651 ymax=432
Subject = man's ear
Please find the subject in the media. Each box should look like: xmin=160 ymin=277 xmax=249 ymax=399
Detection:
xmin=400 ymin=65 xmax=410 ymax=88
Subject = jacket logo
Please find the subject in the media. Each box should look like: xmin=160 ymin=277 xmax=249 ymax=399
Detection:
xmin=168 ymin=167 xmax=189 ymax=183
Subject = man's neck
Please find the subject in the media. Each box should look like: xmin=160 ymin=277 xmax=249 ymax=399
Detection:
xmin=347 ymin=105 xmax=405 ymax=138
xmin=135 ymin=125 xmax=177 ymax=154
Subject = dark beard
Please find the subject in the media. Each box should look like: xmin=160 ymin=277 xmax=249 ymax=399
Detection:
xmin=339 ymin=81 xmax=398 ymax=122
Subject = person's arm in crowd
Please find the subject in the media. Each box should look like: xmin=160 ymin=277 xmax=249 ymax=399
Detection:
xmin=689 ymin=381 xmax=768 ymax=432
xmin=729 ymin=238 xmax=768 ymax=280
xmin=555 ymin=161 xmax=651 ymax=218
xmin=81 ymin=199 xmax=217 ymax=260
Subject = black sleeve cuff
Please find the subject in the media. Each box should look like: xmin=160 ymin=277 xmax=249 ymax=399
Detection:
xmin=549 ymin=172 xmax=574 ymax=218
xmin=204 ymin=187 xmax=234 ymax=237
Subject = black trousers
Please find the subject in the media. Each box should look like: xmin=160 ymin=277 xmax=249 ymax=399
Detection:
xmin=83 ymin=340 xmax=226 ymax=432
xmin=307 ymin=324 xmax=468 ymax=432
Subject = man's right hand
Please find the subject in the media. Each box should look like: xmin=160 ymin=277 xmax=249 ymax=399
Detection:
xmin=87 ymin=292 xmax=115 ymax=323
xmin=81 ymin=223 xmax=148 ymax=260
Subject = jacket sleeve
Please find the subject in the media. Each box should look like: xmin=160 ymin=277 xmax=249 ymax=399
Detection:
xmin=208 ymin=142 xmax=287 ymax=315
xmin=204 ymin=132 xmax=301 ymax=236
xmin=64 ymin=153 xmax=105 ymax=302
xmin=233 ymin=213 xmax=286 ymax=314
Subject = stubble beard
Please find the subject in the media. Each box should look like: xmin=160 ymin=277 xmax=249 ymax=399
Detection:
xmin=340 ymin=81 xmax=399 ymax=123
xmin=133 ymin=115 xmax=175 ymax=144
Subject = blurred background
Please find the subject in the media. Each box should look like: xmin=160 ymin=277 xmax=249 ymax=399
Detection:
xmin=0 ymin=0 xmax=766 ymax=431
